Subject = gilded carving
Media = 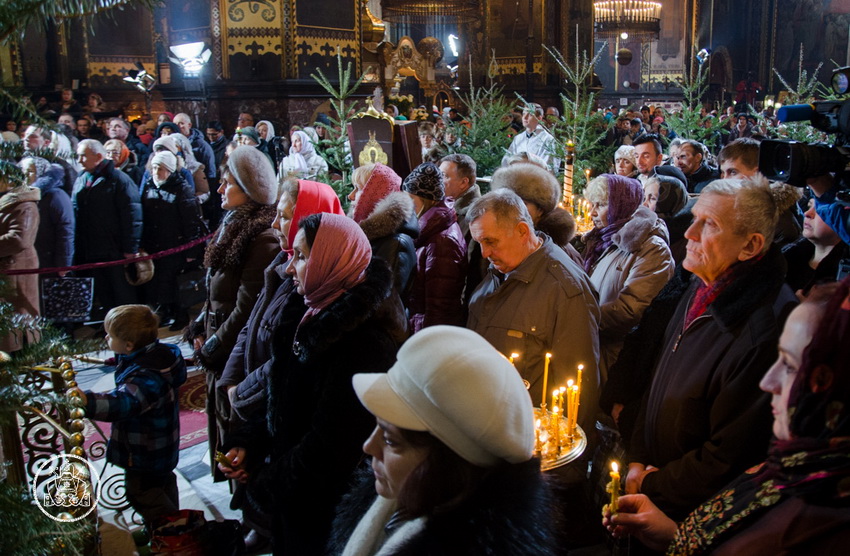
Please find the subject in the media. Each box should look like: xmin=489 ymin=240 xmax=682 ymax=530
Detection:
xmin=228 ymin=0 xmax=277 ymax=23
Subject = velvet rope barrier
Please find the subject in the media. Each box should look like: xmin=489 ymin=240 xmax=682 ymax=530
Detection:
xmin=3 ymin=232 xmax=215 ymax=276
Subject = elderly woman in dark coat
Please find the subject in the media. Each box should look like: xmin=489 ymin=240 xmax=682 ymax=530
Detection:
xmin=140 ymin=151 xmax=205 ymax=329
xmin=218 ymin=213 xmax=407 ymax=555
xmin=0 ymin=160 xmax=41 ymax=351
xmin=187 ymin=145 xmax=279 ymax=480
xmin=401 ymin=162 xmax=466 ymax=333
xmin=20 ymin=156 xmax=74 ymax=273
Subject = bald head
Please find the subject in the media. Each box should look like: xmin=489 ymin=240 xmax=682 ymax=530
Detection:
xmin=173 ymin=113 xmax=193 ymax=137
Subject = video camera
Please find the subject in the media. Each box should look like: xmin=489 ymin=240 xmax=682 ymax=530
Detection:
xmin=758 ymin=66 xmax=850 ymax=187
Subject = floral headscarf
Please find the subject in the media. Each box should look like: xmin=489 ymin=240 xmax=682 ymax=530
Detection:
xmin=669 ymin=278 xmax=850 ymax=554
xmin=582 ymin=174 xmax=643 ymax=272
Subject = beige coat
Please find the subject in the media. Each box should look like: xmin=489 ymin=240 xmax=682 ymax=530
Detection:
xmin=0 ymin=186 xmax=41 ymax=352
xmin=588 ymin=206 xmax=674 ymax=379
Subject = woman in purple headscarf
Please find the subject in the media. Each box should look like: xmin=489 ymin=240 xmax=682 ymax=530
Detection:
xmin=583 ymin=174 xmax=674 ymax=379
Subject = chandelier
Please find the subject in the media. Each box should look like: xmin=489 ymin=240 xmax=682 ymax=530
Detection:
xmin=381 ymin=0 xmax=480 ymax=24
xmin=593 ymin=1 xmax=662 ymax=40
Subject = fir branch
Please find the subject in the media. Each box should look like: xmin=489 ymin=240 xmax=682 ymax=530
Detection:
xmin=0 ymin=483 xmax=92 ymax=555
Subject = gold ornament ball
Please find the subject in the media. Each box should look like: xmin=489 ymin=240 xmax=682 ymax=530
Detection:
xmin=67 ymin=389 xmax=81 ymax=398
xmin=69 ymin=419 xmax=85 ymax=432
xmin=66 ymin=380 xmax=77 ymax=388
xmin=62 ymin=370 xmax=76 ymax=381
xmin=56 ymin=511 xmax=74 ymax=521
xmin=60 ymin=361 xmax=73 ymax=371
xmin=70 ymin=408 xmax=85 ymax=419
xmin=70 ymin=446 xmax=85 ymax=457
xmin=0 ymin=351 xmax=11 ymax=364
xmin=70 ymin=432 xmax=85 ymax=446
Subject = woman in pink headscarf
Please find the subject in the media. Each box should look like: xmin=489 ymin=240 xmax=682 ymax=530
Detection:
xmin=218 ymin=212 xmax=407 ymax=554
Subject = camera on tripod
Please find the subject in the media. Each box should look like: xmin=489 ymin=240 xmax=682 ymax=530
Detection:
xmin=758 ymin=66 xmax=850 ymax=188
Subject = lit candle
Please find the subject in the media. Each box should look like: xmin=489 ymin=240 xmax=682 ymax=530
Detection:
xmin=577 ymin=364 xmax=583 ymax=392
xmin=552 ymin=406 xmax=560 ymax=452
xmin=542 ymin=352 xmax=552 ymax=407
xmin=552 ymin=389 xmax=559 ymax=413
xmin=509 ymin=352 xmax=519 ymax=365
xmin=561 ymin=383 xmax=569 ymax=419
xmin=572 ymin=384 xmax=580 ymax=434
xmin=609 ymin=461 xmax=621 ymax=513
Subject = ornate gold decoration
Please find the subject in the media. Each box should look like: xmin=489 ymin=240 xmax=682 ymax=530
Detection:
xmin=358 ymin=130 xmax=389 ymax=165
xmin=353 ymin=97 xmax=395 ymax=126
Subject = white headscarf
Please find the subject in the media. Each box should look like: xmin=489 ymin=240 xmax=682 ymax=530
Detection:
xmin=286 ymin=129 xmax=314 ymax=174
xmin=256 ymin=119 xmax=276 ymax=141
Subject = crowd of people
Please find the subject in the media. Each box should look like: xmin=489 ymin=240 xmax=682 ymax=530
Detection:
xmin=3 ymin=89 xmax=850 ymax=555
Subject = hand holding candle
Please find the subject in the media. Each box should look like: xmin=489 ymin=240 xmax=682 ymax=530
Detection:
xmin=609 ymin=461 xmax=621 ymax=514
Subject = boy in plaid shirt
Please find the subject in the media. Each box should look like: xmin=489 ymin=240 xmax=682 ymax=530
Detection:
xmin=76 ymin=304 xmax=187 ymax=524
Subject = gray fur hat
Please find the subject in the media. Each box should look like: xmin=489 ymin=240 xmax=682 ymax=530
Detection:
xmin=225 ymin=145 xmax=278 ymax=205
xmin=490 ymin=162 xmax=560 ymax=214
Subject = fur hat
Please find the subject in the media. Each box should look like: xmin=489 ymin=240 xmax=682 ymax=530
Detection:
xmin=151 ymin=151 xmax=177 ymax=173
xmin=490 ymin=162 xmax=559 ymax=214
xmin=353 ymin=326 xmax=534 ymax=467
xmin=402 ymin=162 xmax=444 ymax=201
xmin=225 ymin=145 xmax=278 ymax=205
xmin=237 ymin=126 xmax=261 ymax=145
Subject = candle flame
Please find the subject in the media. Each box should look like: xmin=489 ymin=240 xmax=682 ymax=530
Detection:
xmin=553 ymin=389 xmax=559 ymax=396
xmin=562 ymin=384 xmax=569 ymax=392
xmin=545 ymin=352 xmax=552 ymax=359
xmin=511 ymin=352 xmax=519 ymax=359
xmin=536 ymin=419 xmax=541 ymax=428
xmin=578 ymin=364 xmax=584 ymax=371
xmin=611 ymin=461 xmax=619 ymax=473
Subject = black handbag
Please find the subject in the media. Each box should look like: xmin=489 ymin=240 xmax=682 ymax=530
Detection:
xmin=40 ymin=276 xmax=94 ymax=322
xmin=177 ymin=268 xmax=207 ymax=310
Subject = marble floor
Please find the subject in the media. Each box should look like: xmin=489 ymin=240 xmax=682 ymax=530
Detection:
xmin=71 ymin=326 xmax=260 ymax=555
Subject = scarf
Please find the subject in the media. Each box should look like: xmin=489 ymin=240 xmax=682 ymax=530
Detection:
xmin=351 ymin=163 xmax=403 ymax=224
xmin=286 ymin=180 xmax=344 ymax=254
xmin=287 ymin=130 xmax=315 ymax=174
xmin=300 ymin=213 xmax=371 ymax=324
xmin=583 ymin=174 xmax=643 ymax=272
xmin=203 ymin=201 xmax=276 ymax=270
xmin=682 ymin=258 xmax=756 ymax=328
xmin=669 ymin=278 xmax=850 ymax=555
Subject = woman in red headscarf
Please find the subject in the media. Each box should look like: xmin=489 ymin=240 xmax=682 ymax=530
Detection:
xmin=603 ymin=279 xmax=850 ymax=554
xmin=218 ymin=212 xmax=407 ymax=555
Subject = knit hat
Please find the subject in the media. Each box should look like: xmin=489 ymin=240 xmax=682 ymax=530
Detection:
xmin=490 ymin=162 xmax=559 ymax=214
xmin=152 ymin=135 xmax=179 ymax=155
xmin=353 ymin=325 xmax=535 ymax=467
xmin=155 ymin=122 xmax=180 ymax=138
xmin=225 ymin=145 xmax=278 ymax=205
xmin=401 ymin=162 xmax=444 ymax=201
xmin=237 ymin=126 xmax=261 ymax=145
xmin=151 ymin=151 xmax=177 ymax=173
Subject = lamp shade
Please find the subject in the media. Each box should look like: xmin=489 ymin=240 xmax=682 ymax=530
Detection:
xmin=381 ymin=0 xmax=479 ymax=24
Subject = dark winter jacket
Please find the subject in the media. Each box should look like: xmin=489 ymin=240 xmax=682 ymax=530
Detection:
xmin=186 ymin=127 xmax=217 ymax=179
xmin=34 ymin=163 xmax=74 ymax=270
xmin=223 ymin=259 xmax=406 ymax=556
xmin=199 ymin=205 xmax=279 ymax=372
xmin=84 ymin=341 xmax=187 ymax=473
xmin=782 ymin=237 xmax=849 ymax=293
xmin=358 ymin=191 xmax=419 ymax=304
xmin=217 ymin=251 xmax=305 ymax=420
xmin=327 ymin=460 xmax=560 ymax=556
xmin=125 ymin=134 xmax=151 ymax=168
xmin=140 ymin=171 xmax=204 ymax=253
xmin=610 ymin=246 xmax=796 ymax=519
xmin=116 ymin=150 xmax=144 ymax=187
xmin=688 ymin=161 xmax=720 ymax=193
xmin=209 ymin=135 xmax=228 ymax=170
xmin=408 ymin=198 xmax=467 ymax=332
xmin=72 ymin=159 xmax=142 ymax=263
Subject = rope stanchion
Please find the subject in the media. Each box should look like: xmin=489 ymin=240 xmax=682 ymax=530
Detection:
xmin=3 ymin=232 xmax=215 ymax=276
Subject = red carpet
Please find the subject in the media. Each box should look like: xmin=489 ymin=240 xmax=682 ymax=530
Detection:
xmin=82 ymin=371 xmax=209 ymax=459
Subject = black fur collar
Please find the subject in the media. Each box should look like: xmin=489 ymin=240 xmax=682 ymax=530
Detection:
xmin=292 ymin=258 xmax=393 ymax=362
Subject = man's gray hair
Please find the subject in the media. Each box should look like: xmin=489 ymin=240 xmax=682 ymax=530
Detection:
xmin=701 ymin=175 xmax=778 ymax=251
xmin=78 ymin=139 xmax=106 ymax=156
xmin=174 ymin=113 xmax=191 ymax=124
xmin=467 ymin=189 xmax=535 ymax=232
